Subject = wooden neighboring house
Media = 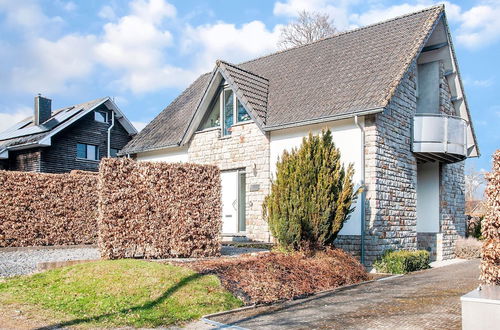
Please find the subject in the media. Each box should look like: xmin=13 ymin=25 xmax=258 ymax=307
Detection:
xmin=0 ymin=95 xmax=137 ymax=173
xmin=120 ymin=6 xmax=480 ymax=264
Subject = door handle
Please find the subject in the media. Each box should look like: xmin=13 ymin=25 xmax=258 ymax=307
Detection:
xmin=225 ymin=215 xmax=233 ymax=217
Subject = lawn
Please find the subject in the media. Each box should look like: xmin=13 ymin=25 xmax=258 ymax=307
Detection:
xmin=0 ymin=259 xmax=242 ymax=328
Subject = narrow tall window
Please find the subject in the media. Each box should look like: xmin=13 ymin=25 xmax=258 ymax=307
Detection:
xmin=223 ymin=89 xmax=234 ymax=136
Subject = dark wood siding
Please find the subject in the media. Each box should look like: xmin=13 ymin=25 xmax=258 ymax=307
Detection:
xmin=8 ymin=148 xmax=42 ymax=172
xmin=4 ymin=105 xmax=133 ymax=173
xmin=39 ymin=105 xmax=133 ymax=173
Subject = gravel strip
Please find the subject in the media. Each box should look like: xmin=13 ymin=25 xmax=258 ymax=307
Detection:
xmin=0 ymin=247 xmax=101 ymax=277
xmin=0 ymin=246 xmax=268 ymax=277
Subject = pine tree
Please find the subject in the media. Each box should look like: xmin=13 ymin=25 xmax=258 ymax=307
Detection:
xmin=263 ymin=129 xmax=358 ymax=250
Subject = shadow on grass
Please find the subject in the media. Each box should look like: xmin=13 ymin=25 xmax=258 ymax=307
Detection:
xmin=35 ymin=272 xmax=202 ymax=330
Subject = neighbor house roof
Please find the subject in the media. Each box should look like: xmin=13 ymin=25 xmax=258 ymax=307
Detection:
xmin=0 ymin=97 xmax=137 ymax=158
xmin=121 ymin=5 xmax=445 ymax=155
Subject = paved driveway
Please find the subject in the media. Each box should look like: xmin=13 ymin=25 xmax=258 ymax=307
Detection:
xmin=209 ymin=259 xmax=480 ymax=330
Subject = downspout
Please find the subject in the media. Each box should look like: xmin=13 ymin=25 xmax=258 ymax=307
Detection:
xmin=107 ymin=111 xmax=115 ymax=157
xmin=354 ymin=115 xmax=366 ymax=265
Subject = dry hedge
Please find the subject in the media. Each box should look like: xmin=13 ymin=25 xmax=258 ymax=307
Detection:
xmin=0 ymin=170 xmax=98 ymax=247
xmin=98 ymin=158 xmax=221 ymax=259
xmin=185 ymin=248 xmax=368 ymax=304
xmin=480 ymin=149 xmax=500 ymax=285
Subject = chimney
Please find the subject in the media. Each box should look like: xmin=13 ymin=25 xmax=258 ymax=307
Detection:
xmin=34 ymin=94 xmax=52 ymax=125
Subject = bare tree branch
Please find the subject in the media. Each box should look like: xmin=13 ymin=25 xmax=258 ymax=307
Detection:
xmin=465 ymin=163 xmax=486 ymax=201
xmin=278 ymin=10 xmax=337 ymax=50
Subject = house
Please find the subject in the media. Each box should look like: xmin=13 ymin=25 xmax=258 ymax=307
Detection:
xmin=120 ymin=5 xmax=479 ymax=264
xmin=0 ymin=95 xmax=137 ymax=173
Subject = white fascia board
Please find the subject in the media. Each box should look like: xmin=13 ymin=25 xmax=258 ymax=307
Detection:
xmin=180 ymin=68 xmax=222 ymax=145
xmin=104 ymin=98 xmax=138 ymax=135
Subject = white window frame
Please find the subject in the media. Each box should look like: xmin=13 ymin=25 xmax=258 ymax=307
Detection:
xmin=94 ymin=110 xmax=108 ymax=123
xmin=220 ymin=86 xmax=251 ymax=136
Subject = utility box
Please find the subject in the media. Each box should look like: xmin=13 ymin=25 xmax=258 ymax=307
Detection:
xmin=461 ymin=285 xmax=500 ymax=330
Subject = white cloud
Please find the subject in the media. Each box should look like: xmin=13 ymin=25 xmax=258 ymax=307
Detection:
xmin=183 ymin=21 xmax=282 ymax=72
xmin=454 ymin=3 xmax=500 ymax=49
xmin=0 ymin=106 xmax=32 ymax=132
xmin=465 ymin=78 xmax=494 ymax=87
xmin=132 ymin=121 xmax=147 ymax=132
xmin=98 ymin=5 xmax=117 ymax=21
xmin=130 ymin=0 xmax=176 ymax=24
xmin=93 ymin=0 xmax=195 ymax=93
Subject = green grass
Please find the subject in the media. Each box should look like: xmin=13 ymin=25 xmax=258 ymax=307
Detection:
xmin=0 ymin=259 xmax=242 ymax=328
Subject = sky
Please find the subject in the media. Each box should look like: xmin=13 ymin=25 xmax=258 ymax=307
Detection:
xmin=0 ymin=0 xmax=498 ymax=174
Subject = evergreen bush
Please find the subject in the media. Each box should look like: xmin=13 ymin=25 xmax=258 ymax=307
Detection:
xmin=373 ymin=250 xmax=430 ymax=274
xmin=263 ymin=129 xmax=358 ymax=250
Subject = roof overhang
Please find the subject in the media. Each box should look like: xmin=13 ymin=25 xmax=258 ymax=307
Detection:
xmin=416 ymin=14 xmax=480 ymax=158
xmin=263 ymin=107 xmax=385 ymax=131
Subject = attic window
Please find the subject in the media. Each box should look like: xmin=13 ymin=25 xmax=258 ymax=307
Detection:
xmin=94 ymin=111 xmax=108 ymax=123
xmin=199 ymin=86 xmax=251 ymax=135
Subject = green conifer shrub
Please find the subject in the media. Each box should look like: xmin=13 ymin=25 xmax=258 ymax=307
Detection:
xmin=263 ymin=129 xmax=358 ymax=250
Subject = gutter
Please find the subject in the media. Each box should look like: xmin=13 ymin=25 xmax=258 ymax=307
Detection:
xmin=107 ymin=111 xmax=115 ymax=157
xmin=263 ymin=107 xmax=384 ymax=132
xmin=354 ymin=115 xmax=366 ymax=266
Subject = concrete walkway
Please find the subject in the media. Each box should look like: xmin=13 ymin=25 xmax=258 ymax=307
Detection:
xmin=208 ymin=259 xmax=480 ymax=330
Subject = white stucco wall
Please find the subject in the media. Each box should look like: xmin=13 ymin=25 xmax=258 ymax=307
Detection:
xmin=416 ymin=161 xmax=440 ymax=232
xmin=135 ymin=147 xmax=188 ymax=163
xmin=269 ymin=118 xmax=363 ymax=235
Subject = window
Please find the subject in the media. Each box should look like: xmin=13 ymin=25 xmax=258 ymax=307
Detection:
xmin=223 ymin=89 xmax=234 ymax=136
xmin=199 ymin=84 xmax=252 ymax=136
xmin=110 ymin=148 xmax=119 ymax=158
xmin=94 ymin=111 xmax=107 ymax=123
xmin=199 ymin=92 xmax=221 ymax=130
xmin=77 ymin=143 xmax=99 ymax=161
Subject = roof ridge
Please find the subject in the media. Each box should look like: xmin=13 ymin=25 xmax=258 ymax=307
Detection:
xmin=217 ymin=60 xmax=270 ymax=82
xmin=238 ymin=4 xmax=444 ymax=67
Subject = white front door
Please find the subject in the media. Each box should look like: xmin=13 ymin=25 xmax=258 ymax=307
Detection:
xmin=221 ymin=171 xmax=239 ymax=234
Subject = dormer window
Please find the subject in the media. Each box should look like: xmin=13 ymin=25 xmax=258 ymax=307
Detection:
xmin=199 ymin=84 xmax=251 ymax=136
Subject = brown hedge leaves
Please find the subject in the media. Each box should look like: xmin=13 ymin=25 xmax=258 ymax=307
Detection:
xmin=97 ymin=158 xmax=222 ymax=259
xmin=480 ymin=150 xmax=500 ymax=285
xmin=0 ymin=170 xmax=98 ymax=247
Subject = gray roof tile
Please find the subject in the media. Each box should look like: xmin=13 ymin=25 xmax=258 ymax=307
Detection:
xmin=121 ymin=5 xmax=443 ymax=155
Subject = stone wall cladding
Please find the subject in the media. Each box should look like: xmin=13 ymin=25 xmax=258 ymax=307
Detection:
xmin=335 ymin=235 xmax=361 ymax=258
xmin=439 ymin=161 xmax=466 ymax=259
xmin=188 ymin=123 xmax=271 ymax=241
xmin=364 ymin=61 xmax=419 ymax=265
xmin=417 ymin=232 xmax=440 ymax=261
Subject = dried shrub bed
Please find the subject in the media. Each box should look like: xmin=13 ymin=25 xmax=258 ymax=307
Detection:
xmin=455 ymin=237 xmax=482 ymax=259
xmin=480 ymin=150 xmax=500 ymax=285
xmin=98 ymin=158 xmax=222 ymax=259
xmin=182 ymin=248 xmax=368 ymax=304
xmin=0 ymin=170 xmax=97 ymax=247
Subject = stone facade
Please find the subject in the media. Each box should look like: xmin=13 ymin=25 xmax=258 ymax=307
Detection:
xmin=140 ymin=59 xmax=466 ymax=262
xmin=439 ymin=161 xmax=466 ymax=259
xmin=188 ymin=122 xmax=271 ymax=241
xmin=363 ymin=61 xmax=419 ymax=265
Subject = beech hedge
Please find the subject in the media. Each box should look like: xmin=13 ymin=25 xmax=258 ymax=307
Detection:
xmin=480 ymin=150 xmax=500 ymax=285
xmin=97 ymin=158 xmax=222 ymax=259
xmin=0 ymin=170 xmax=98 ymax=247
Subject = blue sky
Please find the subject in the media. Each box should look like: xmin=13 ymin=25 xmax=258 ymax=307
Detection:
xmin=0 ymin=0 xmax=498 ymax=173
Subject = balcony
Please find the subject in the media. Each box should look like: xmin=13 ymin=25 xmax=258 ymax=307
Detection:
xmin=413 ymin=114 xmax=468 ymax=163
